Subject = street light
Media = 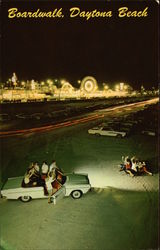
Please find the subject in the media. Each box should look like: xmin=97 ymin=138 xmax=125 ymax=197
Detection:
xmin=103 ymin=84 xmax=109 ymax=91
xmin=120 ymin=82 xmax=124 ymax=91
xmin=115 ymin=84 xmax=120 ymax=91
xmin=60 ymin=79 xmax=66 ymax=85
xmin=124 ymin=85 xmax=128 ymax=90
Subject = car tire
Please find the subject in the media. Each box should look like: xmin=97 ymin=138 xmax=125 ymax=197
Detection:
xmin=95 ymin=133 xmax=100 ymax=136
xmin=20 ymin=196 xmax=32 ymax=202
xmin=71 ymin=190 xmax=82 ymax=199
xmin=117 ymin=134 xmax=123 ymax=138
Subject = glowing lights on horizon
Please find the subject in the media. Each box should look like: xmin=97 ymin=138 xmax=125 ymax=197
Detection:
xmin=0 ymin=73 xmax=158 ymax=102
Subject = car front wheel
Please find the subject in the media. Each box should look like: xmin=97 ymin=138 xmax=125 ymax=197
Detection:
xmin=95 ymin=133 xmax=100 ymax=136
xmin=117 ymin=134 xmax=123 ymax=138
xmin=20 ymin=196 xmax=32 ymax=202
xmin=71 ymin=190 xmax=82 ymax=199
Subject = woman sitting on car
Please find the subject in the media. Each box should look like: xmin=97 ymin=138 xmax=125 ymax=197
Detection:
xmin=46 ymin=168 xmax=63 ymax=203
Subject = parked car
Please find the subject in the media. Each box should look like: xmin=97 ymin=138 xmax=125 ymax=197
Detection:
xmin=141 ymin=130 xmax=156 ymax=136
xmin=1 ymin=172 xmax=91 ymax=203
xmin=88 ymin=126 xmax=127 ymax=138
xmin=0 ymin=113 xmax=10 ymax=122
xmin=102 ymin=121 xmax=134 ymax=130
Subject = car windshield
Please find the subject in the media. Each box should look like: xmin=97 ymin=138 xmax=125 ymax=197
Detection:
xmin=119 ymin=127 xmax=130 ymax=132
xmin=102 ymin=127 xmax=113 ymax=131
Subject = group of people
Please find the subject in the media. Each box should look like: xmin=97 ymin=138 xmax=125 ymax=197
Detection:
xmin=22 ymin=160 xmax=63 ymax=201
xmin=119 ymin=156 xmax=153 ymax=177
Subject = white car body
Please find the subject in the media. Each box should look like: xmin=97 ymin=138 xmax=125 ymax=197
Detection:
xmin=1 ymin=173 xmax=91 ymax=203
xmin=142 ymin=130 xmax=156 ymax=136
xmin=88 ymin=126 xmax=126 ymax=138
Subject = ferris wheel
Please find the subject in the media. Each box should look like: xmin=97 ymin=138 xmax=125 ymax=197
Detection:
xmin=80 ymin=76 xmax=98 ymax=93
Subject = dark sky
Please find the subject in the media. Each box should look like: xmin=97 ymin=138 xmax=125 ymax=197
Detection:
xmin=1 ymin=1 xmax=159 ymax=89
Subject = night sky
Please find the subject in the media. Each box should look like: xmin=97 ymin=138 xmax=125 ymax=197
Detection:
xmin=1 ymin=1 xmax=158 ymax=89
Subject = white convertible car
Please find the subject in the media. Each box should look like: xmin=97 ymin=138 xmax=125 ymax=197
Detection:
xmin=1 ymin=172 xmax=91 ymax=203
xmin=88 ymin=126 xmax=127 ymax=138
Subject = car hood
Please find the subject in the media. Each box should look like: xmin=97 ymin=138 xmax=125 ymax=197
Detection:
xmin=66 ymin=174 xmax=90 ymax=185
xmin=2 ymin=176 xmax=23 ymax=190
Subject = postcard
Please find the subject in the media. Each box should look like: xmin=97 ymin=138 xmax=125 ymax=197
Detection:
xmin=0 ymin=1 xmax=159 ymax=250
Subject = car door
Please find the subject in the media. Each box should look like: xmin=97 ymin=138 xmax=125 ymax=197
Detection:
xmin=51 ymin=186 xmax=66 ymax=204
xmin=101 ymin=127 xmax=115 ymax=136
